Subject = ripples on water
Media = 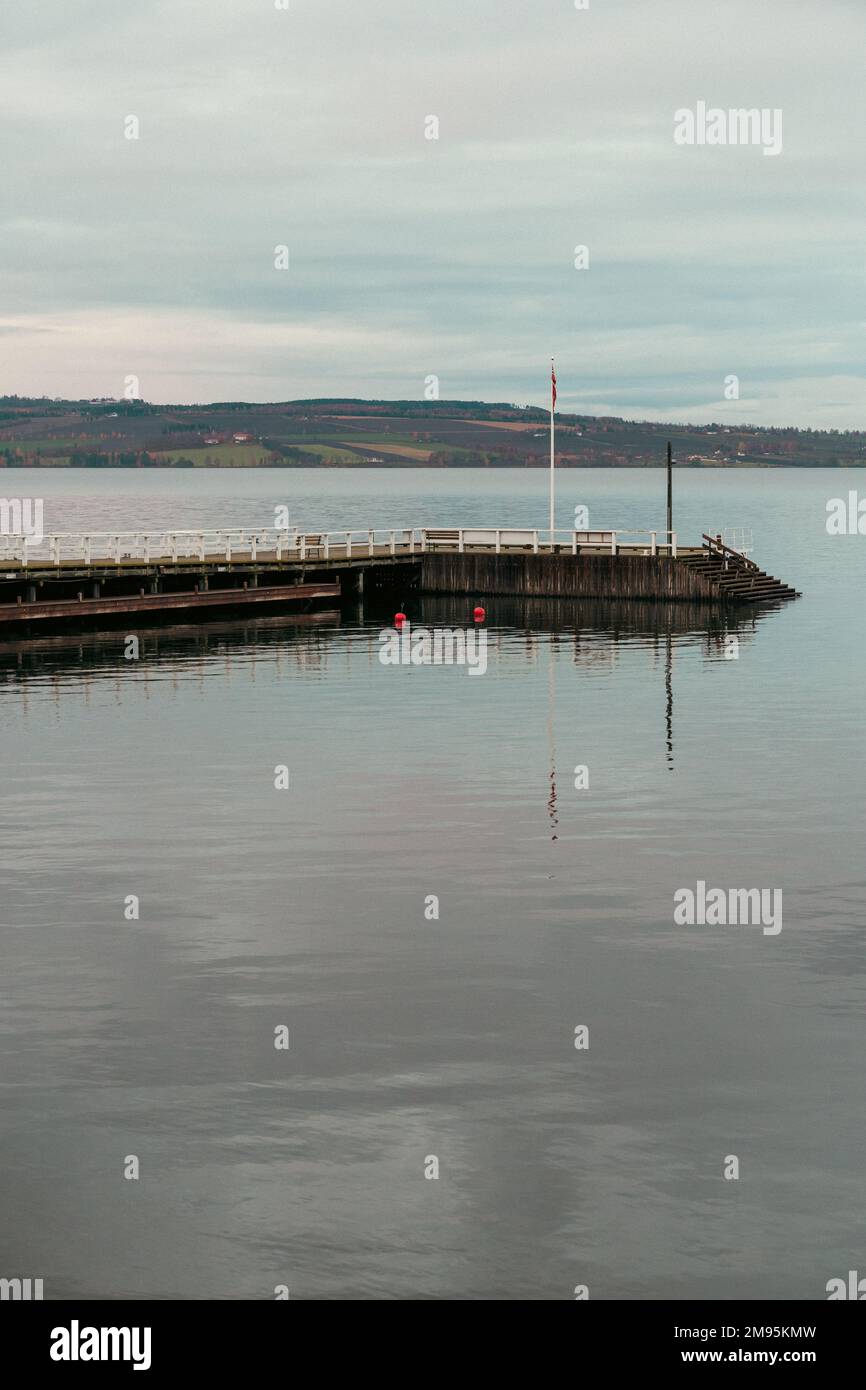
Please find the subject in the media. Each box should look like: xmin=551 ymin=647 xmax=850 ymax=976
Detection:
xmin=1 ymin=470 xmax=865 ymax=1299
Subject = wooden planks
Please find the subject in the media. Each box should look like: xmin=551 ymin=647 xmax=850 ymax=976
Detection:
xmin=0 ymin=582 xmax=340 ymax=627
xmin=420 ymin=552 xmax=713 ymax=602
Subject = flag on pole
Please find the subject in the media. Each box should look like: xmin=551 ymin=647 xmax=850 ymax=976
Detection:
xmin=549 ymin=360 xmax=556 ymax=539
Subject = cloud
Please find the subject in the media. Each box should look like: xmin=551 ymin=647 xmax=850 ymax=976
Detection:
xmin=1 ymin=0 xmax=864 ymax=425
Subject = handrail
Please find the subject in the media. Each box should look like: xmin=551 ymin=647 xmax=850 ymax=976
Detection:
xmin=702 ymin=532 xmax=759 ymax=571
xmin=422 ymin=527 xmax=678 ymax=556
xmin=0 ymin=525 xmax=682 ymax=566
xmin=0 ymin=528 xmax=427 ymax=566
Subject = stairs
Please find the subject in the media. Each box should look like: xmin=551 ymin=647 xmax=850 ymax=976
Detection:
xmin=678 ymin=539 xmax=800 ymax=606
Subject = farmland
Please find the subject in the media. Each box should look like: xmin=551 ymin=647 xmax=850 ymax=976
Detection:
xmin=0 ymin=397 xmax=864 ymax=467
xmin=150 ymin=444 xmax=278 ymax=467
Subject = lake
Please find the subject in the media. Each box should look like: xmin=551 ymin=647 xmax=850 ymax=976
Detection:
xmin=1 ymin=467 xmax=863 ymax=1300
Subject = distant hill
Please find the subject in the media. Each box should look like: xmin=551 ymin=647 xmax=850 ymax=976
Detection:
xmin=0 ymin=396 xmax=863 ymax=467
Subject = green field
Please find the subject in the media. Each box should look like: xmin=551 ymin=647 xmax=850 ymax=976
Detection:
xmin=288 ymin=443 xmax=370 ymax=464
xmin=1 ymin=439 xmax=84 ymax=452
xmin=0 ymin=455 xmax=73 ymax=466
xmin=150 ymin=444 xmax=276 ymax=467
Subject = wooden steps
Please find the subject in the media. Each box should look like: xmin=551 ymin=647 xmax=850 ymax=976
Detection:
xmin=677 ymin=539 xmax=800 ymax=605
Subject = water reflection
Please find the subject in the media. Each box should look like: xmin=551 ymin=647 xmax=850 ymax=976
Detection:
xmin=665 ymin=629 xmax=673 ymax=771
xmin=0 ymin=594 xmax=778 ymax=792
xmin=0 ymin=582 xmax=850 ymax=1302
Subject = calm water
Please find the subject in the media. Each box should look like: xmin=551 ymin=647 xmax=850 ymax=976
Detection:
xmin=1 ymin=468 xmax=864 ymax=1301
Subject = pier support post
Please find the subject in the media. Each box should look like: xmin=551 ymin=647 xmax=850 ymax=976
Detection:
xmin=26 ymin=584 xmax=36 ymax=604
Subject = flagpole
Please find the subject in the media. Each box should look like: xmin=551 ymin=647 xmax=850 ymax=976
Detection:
xmin=549 ymin=357 xmax=555 ymax=542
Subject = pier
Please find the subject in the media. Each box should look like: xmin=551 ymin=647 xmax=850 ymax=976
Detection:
xmin=0 ymin=526 xmax=799 ymax=630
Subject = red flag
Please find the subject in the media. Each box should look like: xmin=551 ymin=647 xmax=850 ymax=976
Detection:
xmin=551 ymin=363 xmax=557 ymax=410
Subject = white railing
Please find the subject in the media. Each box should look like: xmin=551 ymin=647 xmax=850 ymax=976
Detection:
xmin=722 ymin=527 xmax=753 ymax=556
xmin=0 ymin=524 xmax=678 ymax=566
xmin=0 ymin=528 xmax=426 ymax=566
xmin=421 ymin=527 xmax=678 ymax=557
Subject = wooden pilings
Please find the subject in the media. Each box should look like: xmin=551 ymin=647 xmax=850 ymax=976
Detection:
xmin=420 ymin=552 xmax=717 ymax=603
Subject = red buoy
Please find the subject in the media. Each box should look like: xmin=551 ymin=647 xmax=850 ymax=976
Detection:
xmin=473 ymin=605 xmax=486 ymax=622
xmin=395 ymin=611 xmax=407 ymax=626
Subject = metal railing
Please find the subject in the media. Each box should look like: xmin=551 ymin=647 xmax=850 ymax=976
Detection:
xmin=421 ymin=527 xmax=678 ymax=556
xmin=0 ymin=525 xmax=678 ymax=566
xmin=702 ymin=532 xmax=759 ymax=572
xmin=0 ymin=528 xmax=427 ymax=566
xmin=722 ymin=527 xmax=753 ymax=556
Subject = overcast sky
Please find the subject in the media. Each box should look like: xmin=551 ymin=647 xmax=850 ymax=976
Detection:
xmin=2 ymin=0 xmax=864 ymax=426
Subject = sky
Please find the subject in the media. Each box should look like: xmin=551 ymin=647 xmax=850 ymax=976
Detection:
xmin=1 ymin=0 xmax=864 ymax=428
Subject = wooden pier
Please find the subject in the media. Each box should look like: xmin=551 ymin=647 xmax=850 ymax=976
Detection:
xmin=0 ymin=525 xmax=799 ymax=631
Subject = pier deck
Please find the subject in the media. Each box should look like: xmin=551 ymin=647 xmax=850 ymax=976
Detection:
xmin=0 ymin=526 xmax=799 ymax=629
